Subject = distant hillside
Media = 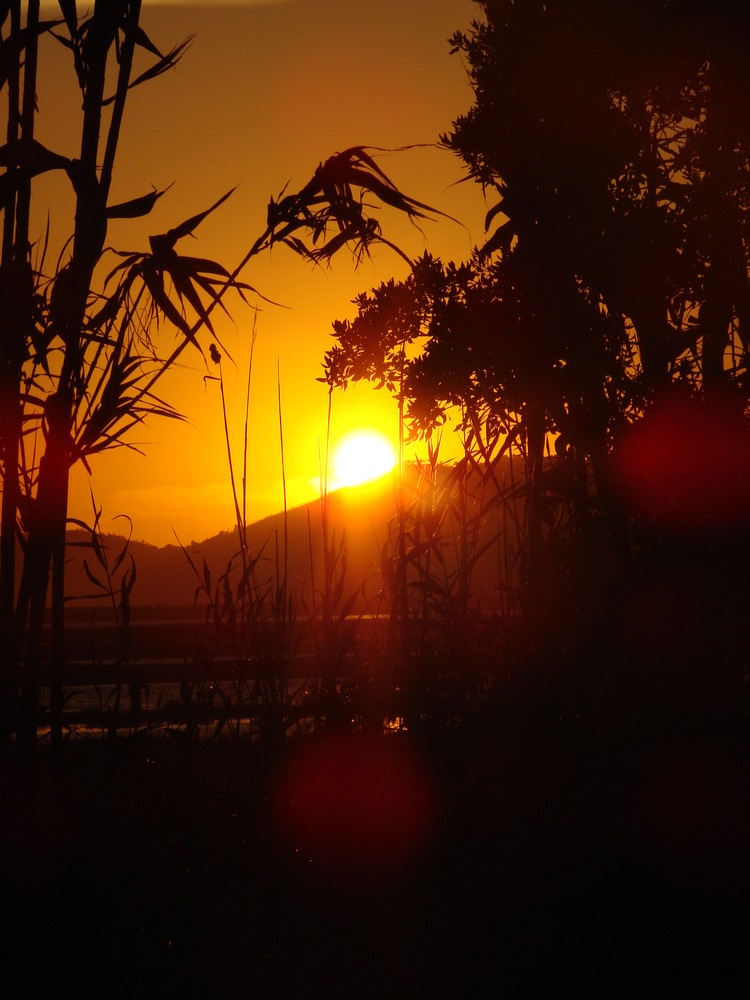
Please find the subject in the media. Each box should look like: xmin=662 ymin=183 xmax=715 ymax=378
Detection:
xmin=62 ymin=459 xmax=529 ymax=613
xmin=63 ymin=475 xmax=397 ymax=611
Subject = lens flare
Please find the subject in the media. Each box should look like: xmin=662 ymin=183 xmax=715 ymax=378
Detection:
xmin=611 ymin=391 xmax=750 ymax=533
xmin=271 ymin=732 xmax=438 ymax=888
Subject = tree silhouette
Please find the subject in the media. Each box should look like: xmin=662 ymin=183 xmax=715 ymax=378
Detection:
xmin=448 ymin=0 xmax=750 ymax=398
xmin=324 ymin=0 xmax=750 ymax=645
xmin=0 ymin=4 xmax=440 ymax=753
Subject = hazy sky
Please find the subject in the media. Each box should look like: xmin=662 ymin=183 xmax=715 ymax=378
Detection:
xmin=34 ymin=0 xmax=485 ymax=545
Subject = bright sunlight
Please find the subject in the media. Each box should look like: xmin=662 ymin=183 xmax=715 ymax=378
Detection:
xmin=332 ymin=429 xmax=398 ymax=488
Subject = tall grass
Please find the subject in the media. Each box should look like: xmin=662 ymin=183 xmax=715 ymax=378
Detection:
xmin=51 ymin=329 xmax=579 ymax=747
xmin=66 ymin=500 xmax=138 ymax=740
xmin=174 ymin=319 xmax=304 ymax=746
xmin=69 ymin=383 xmax=548 ymax=745
xmin=47 ymin=386 xmax=613 ymax=749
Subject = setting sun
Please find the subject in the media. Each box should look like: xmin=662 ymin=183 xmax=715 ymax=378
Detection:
xmin=332 ymin=429 xmax=398 ymax=489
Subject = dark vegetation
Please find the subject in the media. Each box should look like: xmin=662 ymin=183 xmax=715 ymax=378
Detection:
xmin=2 ymin=1 xmax=750 ymax=993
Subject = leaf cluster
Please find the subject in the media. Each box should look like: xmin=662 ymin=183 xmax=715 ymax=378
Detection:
xmin=265 ymin=146 xmax=444 ymax=268
xmin=445 ymin=1 xmax=750 ymax=400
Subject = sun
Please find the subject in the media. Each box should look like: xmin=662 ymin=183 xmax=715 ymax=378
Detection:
xmin=332 ymin=429 xmax=398 ymax=489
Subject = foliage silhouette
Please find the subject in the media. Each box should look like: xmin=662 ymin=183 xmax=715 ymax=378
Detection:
xmin=0 ymin=4 xmax=442 ymax=753
xmin=325 ymin=0 xmax=750 ymax=663
xmin=2 ymin=8 xmax=750 ymax=991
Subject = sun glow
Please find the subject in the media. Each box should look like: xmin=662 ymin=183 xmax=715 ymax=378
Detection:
xmin=331 ymin=429 xmax=398 ymax=489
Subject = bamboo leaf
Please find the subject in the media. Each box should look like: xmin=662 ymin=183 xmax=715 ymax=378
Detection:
xmin=104 ymin=251 xmax=141 ymax=287
xmin=172 ymin=255 xmax=231 ymax=277
xmin=167 ymin=256 xmax=215 ymax=334
xmin=111 ymin=517 xmax=133 ymax=574
xmin=139 ymin=262 xmax=199 ymax=345
xmin=122 ymin=557 xmax=137 ymax=601
xmin=101 ymin=36 xmax=193 ymax=105
xmin=132 ymin=25 xmax=164 ymax=60
xmin=149 ymin=187 xmax=236 ymax=253
xmin=88 ymin=286 xmax=124 ymax=330
xmin=82 ymin=558 xmax=107 ymax=591
xmin=309 ymin=224 xmax=366 ymax=262
xmin=106 ymin=185 xmax=169 ymax=219
xmin=88 ymin=527 xmax=107 ymax=568
xmin=67 ymin=516 xmax=93 ymax=534
xmin=120 ymin=576 xmax=131 ymax=633
xmin=0 ymin=137 xmax=72 ymax=176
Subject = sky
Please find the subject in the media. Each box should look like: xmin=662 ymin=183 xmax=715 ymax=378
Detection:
xmin=33 ymin=0 xmax=487 ymax=545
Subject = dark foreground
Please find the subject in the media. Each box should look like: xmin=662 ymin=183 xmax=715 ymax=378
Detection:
xmin=3 ymin=710 xmax=750 ymax=1000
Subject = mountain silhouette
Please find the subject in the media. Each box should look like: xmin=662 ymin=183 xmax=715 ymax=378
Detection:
xmin=62 ymin=460 xmax=528 ymax=614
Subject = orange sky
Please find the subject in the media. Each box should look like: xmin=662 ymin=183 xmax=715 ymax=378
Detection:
xmin=35 ymin=0 xmax=486 ymax=545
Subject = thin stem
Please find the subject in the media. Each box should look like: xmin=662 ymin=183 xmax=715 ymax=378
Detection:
xmin=277 ymin=360 xmax=288 ymax=594
xmin=100 ymin=0 xmax=142 ymax=199
xmin=241 ymin=311 xmax=257 ymax=532
xmin=2 ymin=0 xmax=21 ymax=261
xmin=218 ymin=360 xmax=245 ymax=563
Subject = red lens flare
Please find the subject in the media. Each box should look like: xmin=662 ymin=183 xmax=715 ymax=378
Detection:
xmin=611 ymin=392 xmax=750 ymax=533
xmin=271 ymin=732 xmax=439 ymax=888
